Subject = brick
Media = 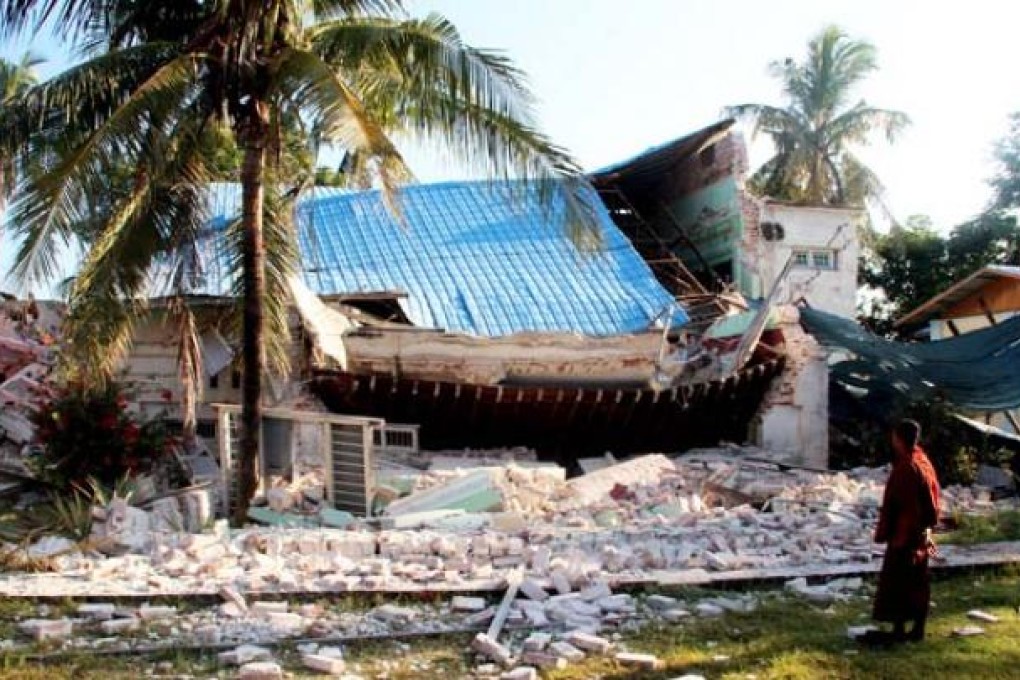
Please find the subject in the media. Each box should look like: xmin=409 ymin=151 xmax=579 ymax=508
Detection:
xmin=519 ymin=651 xmax=567 ymax=670
xmin=566 ymin=631 xmax=612 ymax=654
xmin=452 ymin=596 xmax=488 ymax=612
xmin=19 ymin=619 xmax=72 ymax=641
xmin=302 ymin=653 xmax=346 ymax=674
xmin=500 ymin=668 xmax=538 ymax=680
xmin=615 ymin=652 xmax=664 ymax=670
xmin=519 ymin=578 xmax=549 ymax=602
xmin=238 ymin=662 xmax=283 ymax=680
xmin=100 ymin=618 xmax=139 ymax=634
xmin=471 ymin=633 xmax=512 ymax=667
xmin=549 ymin=641 xmax=585 ymax=662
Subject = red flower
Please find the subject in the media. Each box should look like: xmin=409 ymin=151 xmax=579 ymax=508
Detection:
xmin=161 ymin=389 xmax=173 ymax=402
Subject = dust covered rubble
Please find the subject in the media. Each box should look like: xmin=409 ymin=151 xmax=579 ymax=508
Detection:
xmin=0 ymin=449 xmax=1014 ymax=599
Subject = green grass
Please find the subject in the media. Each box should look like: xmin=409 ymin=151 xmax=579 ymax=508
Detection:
xmin=941 ymin=511 xmax=1020 ymax=546
xmin=0 ymin=570 xmax=1017 ymax=679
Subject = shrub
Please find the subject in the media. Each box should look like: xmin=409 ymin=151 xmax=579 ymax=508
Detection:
xmin=30 ymin=381 xmax=175 ymax=490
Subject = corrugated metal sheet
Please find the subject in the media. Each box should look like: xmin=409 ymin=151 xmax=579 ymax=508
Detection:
xmin=162 ymin=180 xmax=685 ymax=338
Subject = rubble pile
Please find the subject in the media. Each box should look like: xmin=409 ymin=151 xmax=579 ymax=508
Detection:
xmin=0 ymin=577 xmax=869 ymax=677
xmin=0 ymin=297 xmax=62 ymax=481
xmin=3 ymin=450 xmax=1017 ymax=601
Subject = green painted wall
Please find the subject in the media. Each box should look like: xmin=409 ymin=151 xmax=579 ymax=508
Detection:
xmin=661 ymin=177 xmax=744 ymax=288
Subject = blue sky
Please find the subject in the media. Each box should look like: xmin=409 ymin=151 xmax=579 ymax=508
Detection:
xmin=4 ymin=0 xmax=1020 ymax=295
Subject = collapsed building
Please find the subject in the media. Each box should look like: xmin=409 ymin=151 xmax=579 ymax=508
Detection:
xmin=0 ymin=119 xmax=868 ymax=517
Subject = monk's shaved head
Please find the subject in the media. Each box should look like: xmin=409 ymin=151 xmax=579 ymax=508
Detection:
xmin=893 ymin=419 xmax=921 ymax=450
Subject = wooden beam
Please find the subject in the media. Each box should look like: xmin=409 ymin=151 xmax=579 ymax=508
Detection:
xmin=979 ymin=297 xmax=999 ymax=325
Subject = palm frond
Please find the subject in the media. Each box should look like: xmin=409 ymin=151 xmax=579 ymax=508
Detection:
xmin=277 ymin=46 xmax=413 ymax=215
xmin=5 ymin=49 xmax=199 ymax=287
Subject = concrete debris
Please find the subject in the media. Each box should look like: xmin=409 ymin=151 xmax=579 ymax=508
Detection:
xmin=218 ymin=644 xmax=274 ymax=666
xmin=238 ymin=661 xmax=284 ymax=680
xmin=302 ymin=653 xmax=346 ymax=674
xmin=500 ymin=668 xmax=538 ymax=680
xmin=19 ymin=618 xmax=72 ymax=641
xmin=952 ymin=626 xmax=986 ymax=637
xmin=614 ymin=651 xmax=665 ymax=670
xmin=471 ymin=633 xmax=512 ymax=667
xmin=967 ymin=610 xmax=1000 ymax=623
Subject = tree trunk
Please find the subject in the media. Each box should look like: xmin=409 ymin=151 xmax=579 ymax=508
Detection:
xmin=235 ymin=104 xmax=270 ymax=524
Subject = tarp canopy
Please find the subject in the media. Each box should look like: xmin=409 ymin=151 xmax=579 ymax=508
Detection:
xmin=800 ymin=307 xmax=1020 ymax=412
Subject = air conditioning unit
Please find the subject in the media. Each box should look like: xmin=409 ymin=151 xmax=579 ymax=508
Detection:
xmin=761 ymin=221 xmax=785 ymax=241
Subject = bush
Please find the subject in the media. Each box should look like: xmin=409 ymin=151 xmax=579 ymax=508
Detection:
xmin=30 ymin=382 xmax=176 ymax=490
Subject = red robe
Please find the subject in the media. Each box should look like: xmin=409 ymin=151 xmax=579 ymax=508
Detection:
xmin=873 ymin=445 xmax=941 ymax=622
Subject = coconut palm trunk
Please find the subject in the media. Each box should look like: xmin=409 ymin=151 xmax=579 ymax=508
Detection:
xmin=237 ymin=101 xmax=270 ymax=522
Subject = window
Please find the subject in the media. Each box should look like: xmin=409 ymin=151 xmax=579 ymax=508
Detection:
xmin=792 ymin=249 xmax=837 ymax=270
xmin=811 ymin=251 xmax=833 ymax=269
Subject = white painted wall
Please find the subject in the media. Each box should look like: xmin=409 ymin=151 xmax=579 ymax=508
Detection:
xmin=751 ymin=306 xmax=830 ymax=468
xmin=754 ymin=204 xmax=860 ymax=319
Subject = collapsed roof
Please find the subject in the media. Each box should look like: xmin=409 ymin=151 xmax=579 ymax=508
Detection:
xmin=153 ymin=181 xmax=687 ymax=338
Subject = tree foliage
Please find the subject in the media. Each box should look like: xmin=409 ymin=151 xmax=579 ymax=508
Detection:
xmin=0 ymin=0 xmax=599 ymax=520
xmin=726 ymin=25 xmax=909 ymax=207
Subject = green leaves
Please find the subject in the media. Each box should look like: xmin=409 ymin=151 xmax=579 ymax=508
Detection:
xmin=726 ymin=25 xmax=908 ymax=207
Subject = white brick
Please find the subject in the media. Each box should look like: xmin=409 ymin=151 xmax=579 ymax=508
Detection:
xmin=452 ymin=596 xmax=487 ymax=612
xmin=566 ymin=631 xmax=612 ymax=654
xmin=302 ymin=654 xmax=346 ymax=674
xmin=615 ymin=652 xmax=664 ymax=670
xmin=549 ymin=641 xmax=585 ymax=662
xmin=238 ymin=662 xmax=283 ymax=680
xmin=19 ymin=619 xmax=72 ymax=641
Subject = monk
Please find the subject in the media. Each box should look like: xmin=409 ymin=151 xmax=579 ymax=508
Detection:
xmin=869 ymin=419 xmax=941 ymax=644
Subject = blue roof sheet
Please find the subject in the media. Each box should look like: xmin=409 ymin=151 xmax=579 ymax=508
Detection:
xmin=163 ymin=181 xmax=685 ymax=337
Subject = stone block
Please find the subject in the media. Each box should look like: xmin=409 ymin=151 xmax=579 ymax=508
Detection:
xmin=238 ymin=662 xmax=283 ymax=680
xmin=137 ymin=605 xmax=177 ymax=620
xmin=100 ymin=618 xmax=139 ymax=634
xmin=471 ymin=633 xmax=512 ymax=666
xmin=302 ymin=653 xmax=346 ymax=674
xmin=251 ymin=601 xmax=288 ymax=616
xmin=522 ymin=632 xmax=552 ymax=652
xmin=500 ymin=668 xmax=538 ymax=680
xmin=452 ymin=596 xmax=488 ymax=612
xmin=615 ymin=652 xmax=664 ymax=670
xmin=566 ymin=631 xmax=612 ymax=654
xmin=19 ymin=618 xmax=72 ymax=641
xmin=519 ymin=579 xmax=549 ymax=602
xmin=549 ymin=641 xmax=585 ymax=662
xmin=519 ymin=651 xmax=567 ymax=670
xmin=219 ymin=585 xmax=249 ymax=613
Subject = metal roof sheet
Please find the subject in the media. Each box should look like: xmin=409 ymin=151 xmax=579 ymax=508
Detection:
xmin=158 ymin=181 xmax=684 ymax=338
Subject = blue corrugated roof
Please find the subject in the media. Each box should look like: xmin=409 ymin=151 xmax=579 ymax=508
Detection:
xmin=161 ymin=180 xmax=685 ymax=337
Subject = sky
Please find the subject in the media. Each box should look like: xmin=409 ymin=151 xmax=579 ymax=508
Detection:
xmin=3 ymin=0 xmax=1020 ymax=295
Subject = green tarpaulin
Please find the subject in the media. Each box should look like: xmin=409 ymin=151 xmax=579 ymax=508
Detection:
xmin=800 ymin=307 xmax=1020 ymax=412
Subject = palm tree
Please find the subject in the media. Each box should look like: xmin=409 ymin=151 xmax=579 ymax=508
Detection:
xmin=725 ymin=25 xmax=909 ymax=206
xmin=0 ymin=51 xmax=42 ymax=206
xmin=0 ymin=0 xmax=598 ymax=520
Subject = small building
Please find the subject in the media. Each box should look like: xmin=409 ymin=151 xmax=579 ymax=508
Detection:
xmin=893 ymin=264 xmax=1020 ymax=436
xmin=895 ymin=265 xmax=1020 ymax=340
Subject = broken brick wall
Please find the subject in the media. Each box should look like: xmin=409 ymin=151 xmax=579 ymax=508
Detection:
xmin=750 ymin=306 xmax=829 ymax=469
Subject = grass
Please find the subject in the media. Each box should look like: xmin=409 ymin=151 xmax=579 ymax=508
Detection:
xmin=940 ymin=510 xmax=1020 ymax=546
xmin=0 ymin=569 xmax=1016 ymax=679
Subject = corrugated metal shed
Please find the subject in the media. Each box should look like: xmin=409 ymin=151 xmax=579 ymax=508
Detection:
xmin=160 ymin=181 xmax=685 ymax=338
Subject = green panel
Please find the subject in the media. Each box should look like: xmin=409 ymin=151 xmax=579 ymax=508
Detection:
xmin=664 ymin=177 xmax=743 ymax=269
